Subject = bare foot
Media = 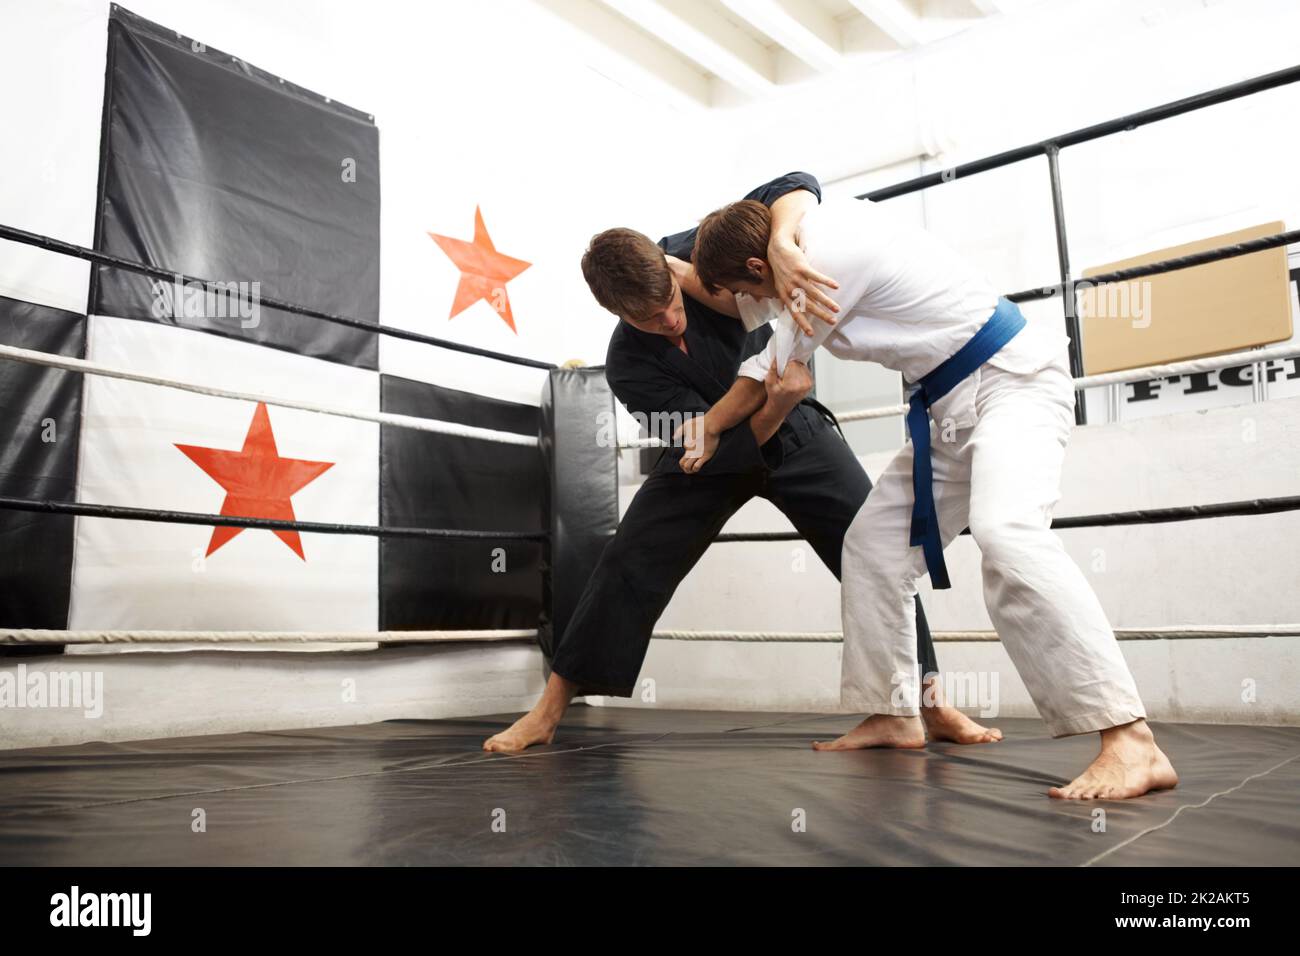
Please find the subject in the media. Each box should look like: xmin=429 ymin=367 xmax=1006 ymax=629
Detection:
xmin=483 ymin=710 xmax=558 ymax=754
xmin=483 ymin=672 xmax=576 ymax=754
xmin=1049 ymin=719 xmax=1179 ymax=799
xmin=923 ymin=705 xmax=1003 ymax=745
xmin=812 ymin=714 xmax=926 ymax=751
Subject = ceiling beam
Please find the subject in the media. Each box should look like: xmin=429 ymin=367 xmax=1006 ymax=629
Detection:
xmin=599 ymin=0 xmax=776 ymax=98
xmin=717 ymin=0 xmax=843 ymax=75
xmin=528 ymin=0 xmax=711 ymax=109
xmin=845 ymin=0 xmax=927 ymax=49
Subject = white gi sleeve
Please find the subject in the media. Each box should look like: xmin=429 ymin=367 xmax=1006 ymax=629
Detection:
xmin=736 ymin=305 xmax=834 ymax=383
xmin=734 ymin=291 xmax=782 ymax=333
xmin=737 ymin=337 xmax=776 ymax=383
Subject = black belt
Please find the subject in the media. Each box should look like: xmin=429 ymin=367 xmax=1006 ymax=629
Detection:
xmin=777 ymin=399 xmax=840 ymax=453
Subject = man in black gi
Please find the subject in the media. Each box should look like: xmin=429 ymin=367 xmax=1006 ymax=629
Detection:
xmin=484 ymin=173 xmax=1000 ymax=753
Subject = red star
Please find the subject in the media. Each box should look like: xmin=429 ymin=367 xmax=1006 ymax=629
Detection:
xmin=429 ymin=206 xmax=531 ymax=333
xmin=175 ymin=403 xmax=334 ymax=560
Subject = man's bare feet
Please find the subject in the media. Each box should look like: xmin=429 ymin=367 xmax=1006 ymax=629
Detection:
xmin=812 ymin=714 xmax=926 ymax=751
xmin=918 ymin=676 xmax=1002 ymax=744
xmin=483 ymin=709 xmax=558 ymax=754
xmin=482 ymin=672 xmax=577 ymax=754
xmin=1049 ymin=719 xmax=1179 ymax=800
xmin=922 ymin=706 xmax=1003 ymax=745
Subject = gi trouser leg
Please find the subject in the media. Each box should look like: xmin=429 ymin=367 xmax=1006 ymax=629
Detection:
xmin=549 ymin=468 xmax=757 ymax=696
xmin=762 ymin=418 xmax=938 ymax=677
xmin=840 ymin=355 xmax=1146 ymax=735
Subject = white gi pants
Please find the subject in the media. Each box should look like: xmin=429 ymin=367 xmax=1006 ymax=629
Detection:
xmin=840 ymin=352 xmax=1147 ymax=737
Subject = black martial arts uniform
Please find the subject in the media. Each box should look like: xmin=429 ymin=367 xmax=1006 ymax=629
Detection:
xmin=550 ymin=172 xmax=938 ymax=696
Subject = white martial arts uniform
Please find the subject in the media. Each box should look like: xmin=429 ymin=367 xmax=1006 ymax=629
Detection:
xmin=736 ymin=198 xmax=1146 ymax=737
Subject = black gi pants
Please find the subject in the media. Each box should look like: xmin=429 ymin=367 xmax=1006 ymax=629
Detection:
xmin=550 ymin=404 xmax=939 ymax=696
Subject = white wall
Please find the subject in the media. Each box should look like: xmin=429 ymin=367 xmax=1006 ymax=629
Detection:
xmin=0 ymin=642 xmax=546 ymax=749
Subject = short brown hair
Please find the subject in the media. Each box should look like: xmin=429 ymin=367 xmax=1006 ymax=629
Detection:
xmin=693 ymin=199 xmax=772 ymax=295
xmin=581 ymin=227 xmax=674 ymax=319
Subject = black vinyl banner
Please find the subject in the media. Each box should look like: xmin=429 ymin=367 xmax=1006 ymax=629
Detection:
xmin=90 ymin=7 xmax=380 ymax=368
xmin=0 ymin=297 xmax=85 ymax=632
xmin=379 ymin=376 xmax=544 ymax=630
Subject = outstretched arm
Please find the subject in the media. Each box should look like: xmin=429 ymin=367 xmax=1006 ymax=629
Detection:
xmin=670 ymin=188 xmax=839 ymax=335
xmin=661 ymin=171 xmax=837 ymax=330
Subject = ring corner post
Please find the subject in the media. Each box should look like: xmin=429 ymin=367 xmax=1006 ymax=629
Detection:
xmin=537 ymin=366 xmax=619 ymax=664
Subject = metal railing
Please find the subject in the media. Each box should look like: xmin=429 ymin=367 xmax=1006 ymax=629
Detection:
xmin=857 ymin=62 xmax=1300 ymax=424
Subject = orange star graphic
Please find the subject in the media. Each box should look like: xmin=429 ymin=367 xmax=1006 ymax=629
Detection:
xmin=175 ymin=403 xmax=335 ymax=560
xmin=429 ymin=206 xmax=531 ymax=333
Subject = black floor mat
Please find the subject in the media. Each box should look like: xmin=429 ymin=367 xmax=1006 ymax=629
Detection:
xmin=1 ymin=707 xmax=1296 ymax=865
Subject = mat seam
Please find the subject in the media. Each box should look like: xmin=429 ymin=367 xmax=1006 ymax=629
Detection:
xmin=1079 ymin=752 xmax=1300 ymax=867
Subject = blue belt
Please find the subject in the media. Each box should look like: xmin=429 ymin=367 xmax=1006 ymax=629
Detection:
xmin=906 ymin=297 xmax=1026 ymax=590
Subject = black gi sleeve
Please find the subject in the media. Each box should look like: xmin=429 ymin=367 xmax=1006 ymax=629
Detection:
xmin=658 ymin=171 xmax=822 ymax=261
xmin=606 ymin=353 xmax=784 ymax=476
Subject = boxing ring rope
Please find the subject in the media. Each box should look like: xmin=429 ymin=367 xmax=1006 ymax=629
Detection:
xmin=617 ymin=227 xmax=1300 ymax=444
xmin=1004 ymin=227 xmax=1300 ymax=304
xmin=619 ymin=339 xmax=1300 ymax=445
xmin=3 ymin=310 xmax=1296 ymax=569
xmin=0 ymin=495 xmax=547 ymax=541
xmin=712 ymin=495 xmax=1300 ymax=544
xmin=652 ymin=625 xmax=1300 ymax=643
xmin=0 ymin=629 xmax=541 ymax=645
xmin=0 ymin=342 xmax=538 ymax=447
xmin=0 ymin=223 xmax=556 ymax=370
xmin=0 ymin=342 xmax=542 ymax=541
xmin=3 ymin=64 xmax=1299 ymax=650
xmin=836 ymin=340 xmax=1300 ymax=424
xmin=5 ymin=625 xmax=1297 ymax=646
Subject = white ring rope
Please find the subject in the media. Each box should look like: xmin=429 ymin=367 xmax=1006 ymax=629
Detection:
xmin=835 ymin=342 xmax=1300 ymax=425
xmin=651 ymin=625 xmax=1300 ymax=642
xmin=0 ymin=343 xmax=538 ymax=448
xmin=618 ymin=341 xmax=1300 ymax=445
xmin=3 ymin=625 xmax=1296 ymax=645
xmin=0 ymin=629 xmax=539 ymax=645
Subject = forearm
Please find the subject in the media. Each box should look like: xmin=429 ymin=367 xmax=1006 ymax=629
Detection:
xmin=768 ymin=189 xmax=817 ymax=249
xmin=748 ymin=395 xmax=792 ymax=446
xmin=702 ymin=377 xmax=766 ymax=434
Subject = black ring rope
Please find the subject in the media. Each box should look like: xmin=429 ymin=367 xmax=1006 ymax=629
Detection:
xmin=3 ymin=61 xmax=1298 ymax=550
xmin=3 ymin=492 xmax=1292 ymax=546
xmin=0 ymin=223 xmax=556 ymax=371
xmin=0 ymin=496 xmax=547 ymax=542
xmin=1007 ymin=228 xmax=1300 ymax=304
xmin=712 ymin=495 xmax=1300 ymax=543
xmin=5 ymin=224 xmax=1295 ymax=363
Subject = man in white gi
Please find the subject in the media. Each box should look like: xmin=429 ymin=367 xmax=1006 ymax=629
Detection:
xmin=682 ymin=196 xmax=1179 ymax=800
